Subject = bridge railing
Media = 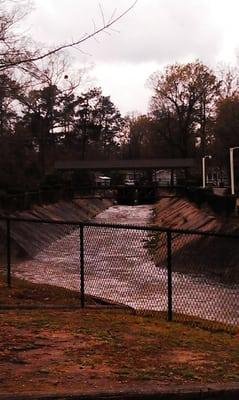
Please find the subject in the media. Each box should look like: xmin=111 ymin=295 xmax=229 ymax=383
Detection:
xmin=0 ymin=216 xmax=238 ymax=332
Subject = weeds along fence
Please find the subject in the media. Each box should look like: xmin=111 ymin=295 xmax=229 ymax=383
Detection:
xmin=0 ymin=216 xmax=238 ymax=331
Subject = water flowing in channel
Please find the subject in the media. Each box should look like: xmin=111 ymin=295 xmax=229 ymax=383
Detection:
xmin=14 ymin=205 xmax=239 ymax=325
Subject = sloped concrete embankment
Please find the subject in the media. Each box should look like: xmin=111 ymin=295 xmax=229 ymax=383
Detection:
xmin=0 ymin=198 xmax=112 ymax=259
xmin=152 ymin=197 xmax=239 ymax=283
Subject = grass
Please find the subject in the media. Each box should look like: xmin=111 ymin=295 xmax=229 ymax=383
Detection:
xmin=0 ymin=273 xmax=238 ymax=395
xmin=0 ymin=273 xmax=97 ymax=306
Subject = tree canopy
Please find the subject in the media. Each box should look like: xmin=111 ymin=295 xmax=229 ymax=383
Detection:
xmin=148 ymin=61 xmax=221 ymax=157
xmin=0 ymin=0 xmax=239 ymax=193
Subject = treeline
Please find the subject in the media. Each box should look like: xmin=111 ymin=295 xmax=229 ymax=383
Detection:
xmin=0 ymin=73 xmax=126 ymax=189
xmin=124 ymin=62 xmax=239 ymax=164
xmin=2 ymin=60 xmax=239 ymax=190
xmin=0 ymin=0 xmax=130 ymax=191
xmin=1 ymin=2 xmax=239 ymax=191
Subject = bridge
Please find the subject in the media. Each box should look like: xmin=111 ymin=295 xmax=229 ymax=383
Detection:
xmin=54 ymin=158 xmax=196 ymax=172
xmin=54 ymin=158 xmax=197 ymax=204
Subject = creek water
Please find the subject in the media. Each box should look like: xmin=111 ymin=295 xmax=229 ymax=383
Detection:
xmin=14 ymin=205 xmax=238 ymax=326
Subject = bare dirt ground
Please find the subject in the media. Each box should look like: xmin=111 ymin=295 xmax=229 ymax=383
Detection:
xmin=0 ymin=278 xmax=238 ymax=396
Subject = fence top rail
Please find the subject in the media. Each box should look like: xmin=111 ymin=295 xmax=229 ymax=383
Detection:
xmin=0 ymin=214 xmax=239 ymax=239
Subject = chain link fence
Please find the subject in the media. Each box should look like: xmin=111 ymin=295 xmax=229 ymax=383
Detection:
xmin=0 ymin=216 xmax=238 ymax=330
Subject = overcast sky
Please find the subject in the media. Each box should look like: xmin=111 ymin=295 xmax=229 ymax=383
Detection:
xmin=26 ymin=0 xmax=239 ymax=115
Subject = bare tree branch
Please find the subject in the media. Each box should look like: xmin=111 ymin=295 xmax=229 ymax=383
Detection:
xmin=98 ymin=3 xmax=106 ymax=27
xmin=1 ymin=0 xmax=138 ymax=71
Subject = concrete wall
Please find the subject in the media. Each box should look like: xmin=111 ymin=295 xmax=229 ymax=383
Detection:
xmin=0 ymin=198 xmax=113 ymax=259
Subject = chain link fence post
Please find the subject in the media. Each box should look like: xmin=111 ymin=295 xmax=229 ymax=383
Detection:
xmin=167 ymin=230 xmax=173 ymax=321
xmin=80 ymin=224 xmax=85 ymax=308
xmin=6 ymin=218 xmax=11 ymax=288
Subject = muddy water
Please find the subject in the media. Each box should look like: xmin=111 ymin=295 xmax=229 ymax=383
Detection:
xmin=14 ymin=205 xmax=238 ymax=326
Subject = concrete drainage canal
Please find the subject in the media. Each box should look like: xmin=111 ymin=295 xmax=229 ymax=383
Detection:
xmin=5 ymin=204 xmax=239 ymax=329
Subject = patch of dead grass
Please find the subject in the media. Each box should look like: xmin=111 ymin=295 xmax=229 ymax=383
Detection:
xmin=0 ymin=273 xmax=238 ymax=395
xmin=0 ymin=307 xmax=238 ymax=395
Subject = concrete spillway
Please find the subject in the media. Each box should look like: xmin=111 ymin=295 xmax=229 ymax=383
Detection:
xmin=0 ymin=198 xmax=113 ymax=258
xmin=6 ymin=200 xmax=239 ymax=326
xmin=153 ymin=197 xmax=239 ymax=283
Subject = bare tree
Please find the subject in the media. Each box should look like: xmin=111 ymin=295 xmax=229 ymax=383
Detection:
xmin=148 ymin=61 xmax=221 ymax=157
xmin=0 ymin=0 xmax=138 ymax=71
xmin=217 ymin=64 xmax=239 ymax=98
